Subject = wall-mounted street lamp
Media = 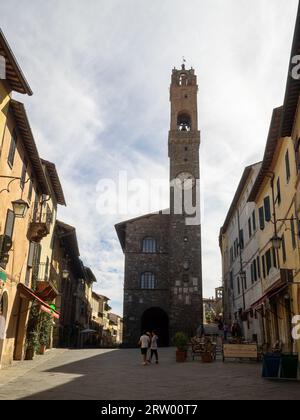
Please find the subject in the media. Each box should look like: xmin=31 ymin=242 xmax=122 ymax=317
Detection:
xmin=271 ymin=235 xmax=282 ymax=250
xmin=62 ymin=269 xmax=70 ymax=279
xmin=11 ymin=199 xmax=30 ymax=218
xmin=0 ymin=175 xmax=31 ymax=219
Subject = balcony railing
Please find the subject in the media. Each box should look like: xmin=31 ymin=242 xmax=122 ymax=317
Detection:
xmin=32 ymin=262 xmax=59 ymax=301
xmin=262 ymin=268 xmax=293 ymax=294
xmin=28 ymin=206 xmax=52 ymax=243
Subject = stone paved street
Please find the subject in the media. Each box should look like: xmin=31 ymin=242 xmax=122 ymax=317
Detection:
xmin=0 ymin=347 xmax=300 ymax=400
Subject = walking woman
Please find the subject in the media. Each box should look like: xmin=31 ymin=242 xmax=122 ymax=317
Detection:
xmin=149 ymin=331 xmax=159 ymax=364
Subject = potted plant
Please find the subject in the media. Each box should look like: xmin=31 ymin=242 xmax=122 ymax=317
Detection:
xmin=173 ymin=332 xmax=189 ymax=362
xmin=25 ymin=331 xmax=39 ymax=360
xmin=201 ymin=337 xmax=214 ymax=363
xmin=39 ymin=313 xmax=52 ymax=354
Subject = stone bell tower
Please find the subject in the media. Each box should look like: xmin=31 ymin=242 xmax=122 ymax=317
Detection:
xmin=168 ymin=64 xmax=203 ymax=338
xmin=115 ymin=64 xmax=203 ymax=347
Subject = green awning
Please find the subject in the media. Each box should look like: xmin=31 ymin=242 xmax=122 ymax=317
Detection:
xmin=0 ymin=271 xmax=7 ymax=282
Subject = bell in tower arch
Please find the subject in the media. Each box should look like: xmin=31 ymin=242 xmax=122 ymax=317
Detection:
xmin=177 ymin=113 xmax=191 ymax=131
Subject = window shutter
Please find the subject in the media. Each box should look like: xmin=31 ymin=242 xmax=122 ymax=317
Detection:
xmin=8 ymin=130 xmax=17 ymax=167
xmin=285 ymin=150 xmax=291 ymax=182
xmin=252 ymin=210 xmax=256 ymax=232
xmin=27 ymin=242 xmax=35 ymax=268
xmin=282 ymin=234 xmax=287 ymax=262
xmin=276 ymin=178 xmax=281 ymax=205
xmin=262 ymin=255 xmax=266 ymax=279
xmin=20 ymin=160 xmax=27 ymax=190
xmin=257 ymin=256 xmax=261 ymax=279
xmin=264 ymin=197 xmax=271 ymax=222
xmin=248 ymin=218 xmax=252 ymax=238
xmin=291 ymin=217 xmax=296 ymax=249
xmin=239 ymin=230 xmax=244 ymax=250
xmin=4 ymin=210 xmax=15 ymax=238
xmin=259 ymin=207 xmax=265 ymax=230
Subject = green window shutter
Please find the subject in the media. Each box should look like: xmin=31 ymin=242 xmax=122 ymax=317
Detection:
xmin=282 ymin=234 xmax=287 ymax=262
xmin=285 ymin=150 xmax=291 ymax=182
xmin=259 ymin=207 xmax=265 ymax=230
xmin=264 ymin=196 xmax=271 ymax=222
xmin=291 ymin=217 xmax=296 ymax=250
xmin=252 ymin=210 xmax=257 ymax=232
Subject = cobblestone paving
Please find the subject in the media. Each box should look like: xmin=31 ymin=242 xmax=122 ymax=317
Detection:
xmin=0 ymin=347 xmax=299 ymax=400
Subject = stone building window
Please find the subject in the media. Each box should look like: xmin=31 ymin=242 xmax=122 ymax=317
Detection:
xmin=142 ymin=238 xmax=156 ymax=253
xmin=140 ymin=272 xmax=156 ymax=289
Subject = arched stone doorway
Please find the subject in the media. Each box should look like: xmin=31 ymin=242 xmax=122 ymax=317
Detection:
xmin=141 ymin=307 xmax=169 ymax=347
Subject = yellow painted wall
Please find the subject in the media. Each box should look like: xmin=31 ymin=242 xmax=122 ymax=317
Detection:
xmin=0 ymin=98 xmax=51 ymax=366
xmin=0 ymin=81 xmax=11 ymax=154
xmin=255 ymin=136 xmax=300 ymax=354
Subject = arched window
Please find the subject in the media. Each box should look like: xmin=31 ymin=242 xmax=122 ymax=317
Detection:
xmin=179 ymin=73 xmax=188 ymax=86
xmin=177 ymin=113 xmax=191 ymax=131
xmin=140 ymin=272 xmax=156 ymax=289
xmin=142 ymin=238 xmax=156 ymax=253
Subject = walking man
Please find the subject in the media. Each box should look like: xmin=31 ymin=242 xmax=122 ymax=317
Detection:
xmin=138 ymin=331 xmax=150 ymax=366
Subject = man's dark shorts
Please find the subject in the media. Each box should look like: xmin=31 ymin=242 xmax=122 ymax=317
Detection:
xmin=141 ymin=348 xmax=148 ymax=355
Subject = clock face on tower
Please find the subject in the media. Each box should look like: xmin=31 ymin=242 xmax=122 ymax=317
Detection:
xmin=176 ymin=172 xmax=195 ymax=189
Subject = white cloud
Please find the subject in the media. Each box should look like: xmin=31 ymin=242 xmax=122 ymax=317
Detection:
xmin=1 ymin=0 xmax=298 ymax=314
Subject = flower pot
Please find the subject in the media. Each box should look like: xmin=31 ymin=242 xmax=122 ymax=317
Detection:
xmin=176 ymin=350 xmax=187 ymax=362
xmin=201 ymin=352 xmax=213 ymax=363
xmin=39 ymin=345 xmax=46 ymax=355
xmin=25 ymin=347 xmax=35 ymax=360
xmin=262 ymin=353 xmax=281 ymax=378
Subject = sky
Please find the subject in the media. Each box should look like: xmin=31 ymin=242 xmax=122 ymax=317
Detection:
xmin=0 ymin=0 xmax=299 ymax=316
